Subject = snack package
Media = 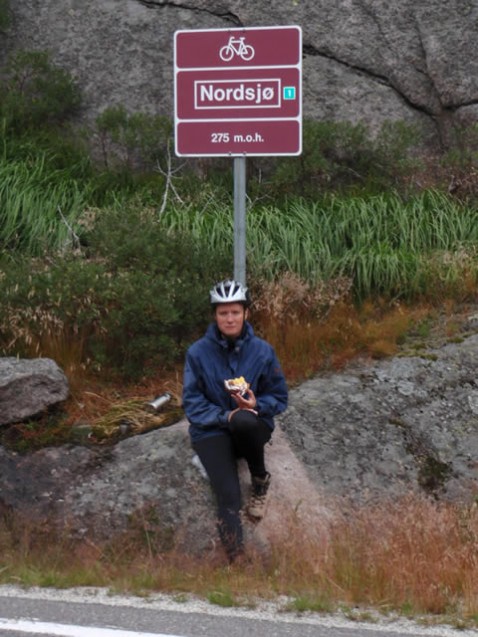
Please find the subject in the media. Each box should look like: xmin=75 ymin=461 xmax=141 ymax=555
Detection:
xmin=224 ymin=376 xmax=249 ymax=396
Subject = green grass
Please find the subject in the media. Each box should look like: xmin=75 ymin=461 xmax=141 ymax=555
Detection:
xmin=207 ymin=589 xmax=240 ymax=607
xmin=284 ymin=594 xmax=333 ymax=613
xmin=0 ymin=143 xmax=92 ymax=254
xmin=161 ymin=190 xmax=478 ymax=301
xmin=2 ymin=133 xmax=477 ymax=304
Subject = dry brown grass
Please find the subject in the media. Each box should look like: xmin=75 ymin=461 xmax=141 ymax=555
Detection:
xmin=255 ymin=294 xmax=440 ymax=380
xmin=63 ymin=370 xmax=184 ymax=427
xmin=325 ymin=496 xmax=478 ymax=616
xmin=4 ymin=269 xmax=468 ymax=432
xmin=1 ymin=496 xmax=477 ymax=623
xmin=58 ymin=288 xmax=469 ymax=429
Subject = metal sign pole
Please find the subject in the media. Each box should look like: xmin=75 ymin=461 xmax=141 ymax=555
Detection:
xmin=174 ymin=26 xmax=302 ymax=287
xmin=233 ymin=156 xmax=247 ymax=285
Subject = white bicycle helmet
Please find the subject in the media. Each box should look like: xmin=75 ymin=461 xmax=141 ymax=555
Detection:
xmin=210 ymin=279 xmax=250 ymax=306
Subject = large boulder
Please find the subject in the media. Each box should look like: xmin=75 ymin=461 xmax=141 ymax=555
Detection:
xmin=0 ymin=358 xmax=69 ymax=426
xmin=0 ymin=420 xmax=329 ymax=557
xmin=2 ymin=1 xmax=477 ymax=146
xmin=282 ymin=327 xmax=478 ymax=504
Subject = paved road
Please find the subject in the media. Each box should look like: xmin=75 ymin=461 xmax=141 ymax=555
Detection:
xmin=0 ymin=586 xmax=475 ymax=637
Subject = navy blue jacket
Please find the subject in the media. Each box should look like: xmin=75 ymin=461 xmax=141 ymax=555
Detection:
xmin=183 ymin=321 xmax=288 ymax=443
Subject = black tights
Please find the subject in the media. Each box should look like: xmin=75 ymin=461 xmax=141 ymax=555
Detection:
xmin=193 ymin=410 xmax=271 ymax=561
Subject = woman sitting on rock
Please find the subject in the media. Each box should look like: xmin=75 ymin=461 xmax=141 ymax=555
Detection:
xmin=182 ymin=279 xmax=288 ymax=562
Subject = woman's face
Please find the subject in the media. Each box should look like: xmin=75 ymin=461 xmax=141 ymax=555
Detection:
xmin=215 ymin=302 xmax=247 ymax=339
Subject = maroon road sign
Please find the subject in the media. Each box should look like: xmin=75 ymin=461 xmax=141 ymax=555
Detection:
xmin=174 ymin=25 xmax=302 ymax=157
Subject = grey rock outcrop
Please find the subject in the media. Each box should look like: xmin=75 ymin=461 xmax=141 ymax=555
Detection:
xmin=0 ymin=421 xmax=328 ymax=556
xmin=3 ymin=1 xmax=478 ymax=148
xmin=283 ymin=336 xmax=478 ymax=504
xmin=1 ymin=323 xmax=478 ymax=557
xmin=0 ymin=358 xmax=69 ymax=426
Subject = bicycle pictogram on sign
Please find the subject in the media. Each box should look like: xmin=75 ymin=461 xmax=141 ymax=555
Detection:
xmin=219 ymin=36 xmax=255 ymax=62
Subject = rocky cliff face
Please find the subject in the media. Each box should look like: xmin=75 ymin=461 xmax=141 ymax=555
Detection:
xmin=3 ymin=1 xmax=478 ymax=149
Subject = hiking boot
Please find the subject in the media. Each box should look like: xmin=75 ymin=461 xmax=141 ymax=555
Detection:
xmin=246 ymin=472 xmax=271 ymax=522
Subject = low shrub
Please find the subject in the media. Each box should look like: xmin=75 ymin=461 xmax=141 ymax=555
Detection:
xmin=265 ymin=119 xmax=422 ymax=198
xmin=94 ymin=105 xmax=173 ymax=172
xmin=0 ymin=206 xmax=230 ymax=379
xmin=0 ymin=0 xmax=10 ymax=31
xmin=0 ymin=50 xmax=81 ymax=133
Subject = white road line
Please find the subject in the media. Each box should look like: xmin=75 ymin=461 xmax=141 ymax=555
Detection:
xmin=0 ymin=618 xmax=185 ymax=637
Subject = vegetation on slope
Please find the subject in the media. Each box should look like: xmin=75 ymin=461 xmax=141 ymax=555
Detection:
xmin=1 ymin=29 xmax=478 ymax=624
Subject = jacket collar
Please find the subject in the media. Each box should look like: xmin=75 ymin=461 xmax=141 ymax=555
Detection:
xmin=206 ymin=321 xmax=254 ymax=350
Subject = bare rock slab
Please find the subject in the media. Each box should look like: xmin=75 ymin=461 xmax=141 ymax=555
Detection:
xmin=0 ymin=358 xmax=69 ymax=425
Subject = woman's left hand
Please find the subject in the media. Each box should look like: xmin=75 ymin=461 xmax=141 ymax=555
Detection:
xmin=232 ymin=388 xmax=257 ymax=412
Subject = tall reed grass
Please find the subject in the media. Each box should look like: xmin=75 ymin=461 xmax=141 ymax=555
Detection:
xmin=2 ymin=146 xmax=477 ymax=303
xmin=0 ymin=150 xmax=88 ymax=254
xmin=162 ymin=190 xmax=478 ymax=301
